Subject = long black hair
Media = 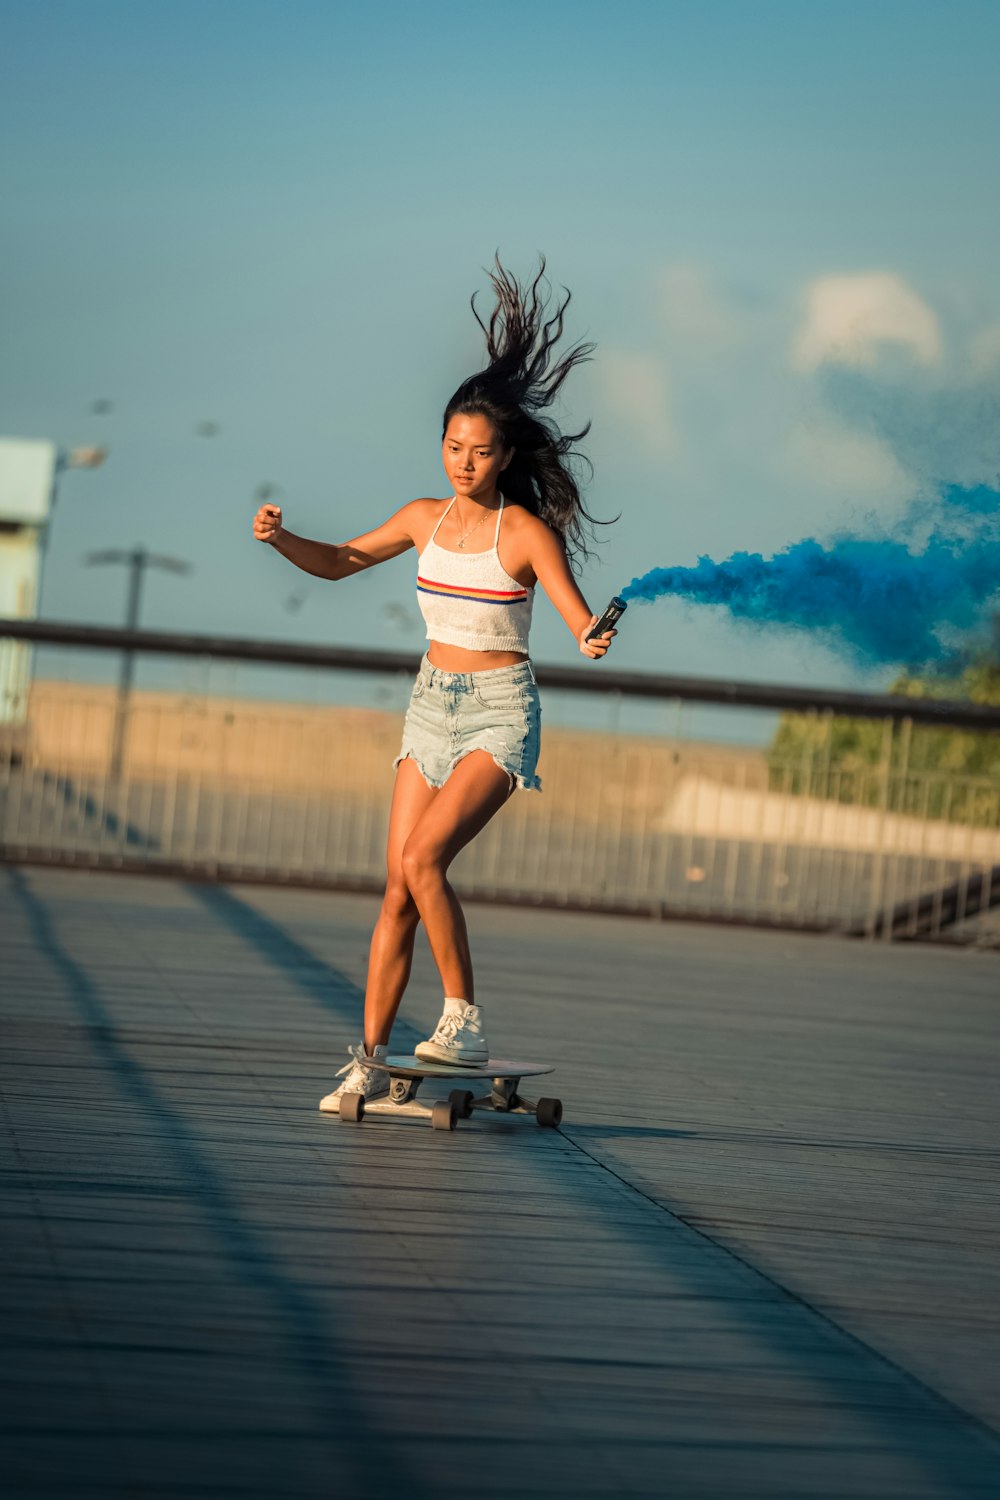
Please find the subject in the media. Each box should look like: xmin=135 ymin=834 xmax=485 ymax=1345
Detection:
xmin=443 ymin=256 xmax=611 ymax=567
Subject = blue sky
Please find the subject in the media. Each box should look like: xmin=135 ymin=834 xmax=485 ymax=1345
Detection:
xmin=3 ymin=0 xmax=1000 ymax=703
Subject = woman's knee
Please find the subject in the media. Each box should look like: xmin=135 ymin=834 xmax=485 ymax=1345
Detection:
xmin=382 ymin=871 xmax=418 ymax=920
xmin=400 ymin=838 xmax=445 ymax=894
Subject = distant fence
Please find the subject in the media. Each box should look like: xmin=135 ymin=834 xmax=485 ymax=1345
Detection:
xmin=2 ymin=619 xmax=999 ymax=943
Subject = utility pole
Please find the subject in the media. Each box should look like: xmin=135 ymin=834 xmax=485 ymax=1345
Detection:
xmin=85 ymin=547 xmax=192 ymax=782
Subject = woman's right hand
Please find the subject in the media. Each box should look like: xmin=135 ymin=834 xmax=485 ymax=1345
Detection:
xmin=578 ymin=615 xmax=616 ymax=659
xmin=253 ymin=503 xmax=283 ymax=544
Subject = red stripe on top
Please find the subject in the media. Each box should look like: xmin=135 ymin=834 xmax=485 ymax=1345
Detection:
xmin=417 ymin=576 xmax=527 ymax=599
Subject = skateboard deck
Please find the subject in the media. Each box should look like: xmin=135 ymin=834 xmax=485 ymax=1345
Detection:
xmin=336 ymin=1054 xmax=561 ymax=1131
xmin=366 ymin=1055 xmax=554 ymax=1080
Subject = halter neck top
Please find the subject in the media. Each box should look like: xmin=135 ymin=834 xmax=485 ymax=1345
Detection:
xmin=416 ymin=496 xmax=534 ymax=653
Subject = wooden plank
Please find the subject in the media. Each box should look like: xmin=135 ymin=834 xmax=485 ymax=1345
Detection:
xmin=1 ymin=866 xmax=999 ymax=1499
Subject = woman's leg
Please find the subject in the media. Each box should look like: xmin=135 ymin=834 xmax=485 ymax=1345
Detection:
xmin=400 ymin=750 xmax=513 ymax=1001
xmin=363 ymin=758 xmax=438 ymax=1052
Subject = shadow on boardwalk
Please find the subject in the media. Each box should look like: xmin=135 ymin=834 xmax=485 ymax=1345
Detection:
xmin=3 ymin=867 xmax=999 ymax=1499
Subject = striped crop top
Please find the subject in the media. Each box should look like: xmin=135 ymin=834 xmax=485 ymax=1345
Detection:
xmin=416 ymin=496 xmax=534 ymax=653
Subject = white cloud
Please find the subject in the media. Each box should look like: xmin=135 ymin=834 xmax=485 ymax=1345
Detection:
xmin=777 ymin=410 xmax=911 ymax=503
xmin=792 ymin=272 xmax=942 ymax=372
xmin=597 ymin=351 xmax=678 ymax=457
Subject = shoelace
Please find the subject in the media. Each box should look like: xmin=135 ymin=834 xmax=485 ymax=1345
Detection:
xmin=334 ymin=1043 xmax=370 ymax=1082
xmin=431 ymin=1012 xmax=463 ymax=1043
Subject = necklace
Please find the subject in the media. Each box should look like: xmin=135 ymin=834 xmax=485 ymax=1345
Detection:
xmin=453 ymin=497 xmax=498 ymax=549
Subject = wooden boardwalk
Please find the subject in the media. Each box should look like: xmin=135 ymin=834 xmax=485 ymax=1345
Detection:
xmin=2 ymin=867 xmax=999 ymax=1499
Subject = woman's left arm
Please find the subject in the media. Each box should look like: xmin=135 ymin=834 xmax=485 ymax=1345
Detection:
xmin=528 ymin=520 xmax=616 ymax=660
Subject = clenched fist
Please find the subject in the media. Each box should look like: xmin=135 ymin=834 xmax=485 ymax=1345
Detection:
xmin=253 ymin=503 xmax=283 ymax=544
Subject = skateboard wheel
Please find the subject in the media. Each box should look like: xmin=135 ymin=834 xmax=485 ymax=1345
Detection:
xmin=535 ymin=1097 xmax=562 ymax=1128
xmin=432 ymin=1101 xmax=457 ymax=1131
xmin=448 ymin=1089 xmax=474 ymax=1119
xmin=339 ymin=1093 xmax=365 ymax=1123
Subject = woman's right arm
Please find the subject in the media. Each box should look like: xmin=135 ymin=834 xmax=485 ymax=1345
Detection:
xmin=253 ymin=501 xmax=422 ymax=581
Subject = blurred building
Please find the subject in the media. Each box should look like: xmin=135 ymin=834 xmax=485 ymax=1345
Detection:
xmin=0 ymin=438 xmax=57 ymax=727
xmin=0 ymin=436 xmax=106 ymax=736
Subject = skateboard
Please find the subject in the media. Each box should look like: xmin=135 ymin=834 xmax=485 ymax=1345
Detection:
xmin=337 ymin=1055 xmax=562 ymax=1132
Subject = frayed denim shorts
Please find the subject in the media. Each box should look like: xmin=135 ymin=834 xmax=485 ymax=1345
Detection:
xmin=393 ymin=654 xmax=542 ymax=793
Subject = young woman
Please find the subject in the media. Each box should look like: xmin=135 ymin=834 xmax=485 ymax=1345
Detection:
xmin=252 ymin=259 xmax=617 ymax=1111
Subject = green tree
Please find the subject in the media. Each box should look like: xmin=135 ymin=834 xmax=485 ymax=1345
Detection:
xmin=768 ymin=660 xmax=1000 ymax=826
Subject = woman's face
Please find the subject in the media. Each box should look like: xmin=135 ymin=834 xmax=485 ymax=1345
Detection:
xmin=442 ymin=412 xmax=511 ymax=503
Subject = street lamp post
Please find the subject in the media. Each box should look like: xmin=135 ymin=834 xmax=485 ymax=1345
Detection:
xmin=85 ymin=546 xmax=192 ymax=782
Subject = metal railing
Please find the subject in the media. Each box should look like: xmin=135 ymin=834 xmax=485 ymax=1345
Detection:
xmin=2 ymin=619 xmax=999 ymax=943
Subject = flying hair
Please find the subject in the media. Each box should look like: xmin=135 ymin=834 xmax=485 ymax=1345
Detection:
xmin=443 ymin=255 xmax=615 ymax=567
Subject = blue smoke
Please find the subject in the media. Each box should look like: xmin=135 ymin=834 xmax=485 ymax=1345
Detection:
xmin=621 ymin=483 xmax=1000 ymax=669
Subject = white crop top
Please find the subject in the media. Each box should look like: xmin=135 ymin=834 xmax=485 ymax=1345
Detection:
xmin=416 ymin=496 xmax=534 ymax=653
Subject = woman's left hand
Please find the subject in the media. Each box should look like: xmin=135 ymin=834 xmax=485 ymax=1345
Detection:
xmin=579 ymin=616 xmax=617 ymax=659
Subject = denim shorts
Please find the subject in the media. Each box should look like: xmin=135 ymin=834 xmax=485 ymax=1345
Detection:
xmin=393 ymin=654 xmax=542 ymax=792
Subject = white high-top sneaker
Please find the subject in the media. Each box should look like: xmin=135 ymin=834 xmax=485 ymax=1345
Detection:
xmin=415 ymin=1005 xmax=489 ymax=1066
xmin=319 ymin=1043 xmax=389 ymax=1113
